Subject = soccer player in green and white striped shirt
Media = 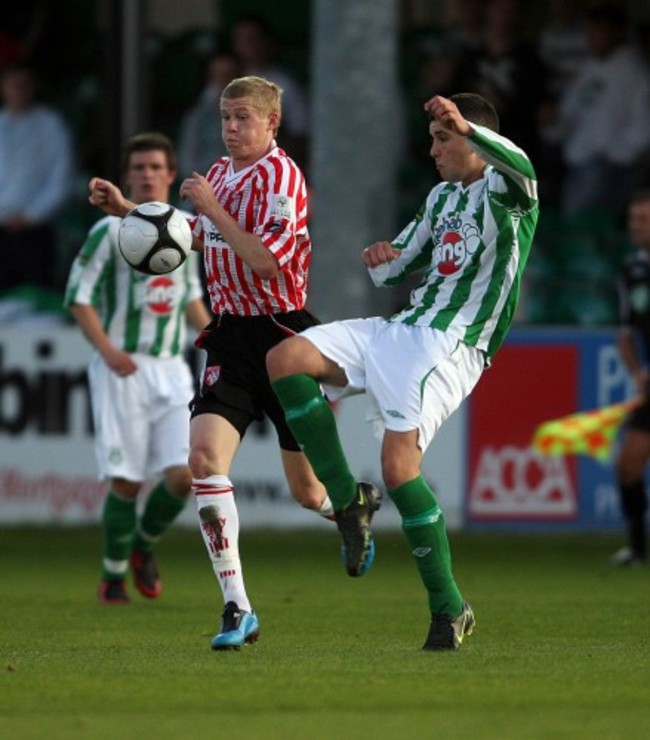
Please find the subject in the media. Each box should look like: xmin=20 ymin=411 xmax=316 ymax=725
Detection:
xmin=268 ymin=93 xmax=539 ymax=651
xmin=64 ymin=132 xmax=211 ymax=605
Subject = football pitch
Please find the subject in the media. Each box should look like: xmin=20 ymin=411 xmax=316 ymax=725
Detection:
xmin=2 ymin=527 xmax=649 ymax=740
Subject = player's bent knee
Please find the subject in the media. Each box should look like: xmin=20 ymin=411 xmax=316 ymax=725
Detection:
xmin=266 ymin=337 xmax=304 ymax=379
xmin=188 ymin=446 xmax=214 ymax=479
xmin=381 ymin=459 xmax=421 ymax=491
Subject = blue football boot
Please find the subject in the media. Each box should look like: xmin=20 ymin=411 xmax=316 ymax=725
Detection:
xmin=211 ymin=601 xmax=260 ymax=651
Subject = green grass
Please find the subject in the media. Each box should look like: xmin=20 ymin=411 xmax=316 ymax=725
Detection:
xmin=1 ymin=527 xmax=649 ymax=739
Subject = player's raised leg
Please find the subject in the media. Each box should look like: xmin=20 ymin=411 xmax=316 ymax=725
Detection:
xmin=268 ymin=336 xmax=381 ymax=577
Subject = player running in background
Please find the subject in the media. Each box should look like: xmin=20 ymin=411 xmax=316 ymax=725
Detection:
xmin=613 ymin=189 xmax=650 ymax=566
xmin=179 ymin=75 xmax=344 ymax=651
xmin=267 ymin=93 xmax=539 ymax=651
xmin=64 ymin=132 xmax=211 ymax=604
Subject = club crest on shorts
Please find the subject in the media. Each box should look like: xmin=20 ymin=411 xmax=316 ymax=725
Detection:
xmin=204 ymin=364 xmax=221 ymax=387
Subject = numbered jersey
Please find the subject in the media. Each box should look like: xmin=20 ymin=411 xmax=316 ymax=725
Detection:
xmin=191 ymin=144 xmax=310 ymax=316
xmin=64 ymin=214 xmax=204 ymax=358
xmin=371 ymin=125 xmax=539 ymax=360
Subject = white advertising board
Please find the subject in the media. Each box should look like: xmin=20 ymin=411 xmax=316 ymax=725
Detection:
xmin=0 ymin=327 xmax=465 ymax=529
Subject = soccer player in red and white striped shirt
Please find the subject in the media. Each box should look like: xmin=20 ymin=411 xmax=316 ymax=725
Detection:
xmin=180 ymin=76 xmax=337 ymax=651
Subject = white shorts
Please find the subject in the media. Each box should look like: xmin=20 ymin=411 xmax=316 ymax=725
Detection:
xmin=300 ymin=318 xmax=485 ymax=451
xmin=88 ymin=353 xmax=194 ymax=481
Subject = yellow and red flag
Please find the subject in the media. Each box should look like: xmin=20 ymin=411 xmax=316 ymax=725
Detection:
xmin=531 ymin=399 xmax=641 ymax=462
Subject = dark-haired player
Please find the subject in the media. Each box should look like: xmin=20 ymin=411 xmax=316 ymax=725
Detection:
xmin=267 ymin=93 xmax=539 ymax=651
xmin=65 ymin=132 xmax=211 ymax=604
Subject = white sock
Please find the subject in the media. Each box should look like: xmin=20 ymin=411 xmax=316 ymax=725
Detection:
xmin=193 ymin=475 xmax=251 ymax=613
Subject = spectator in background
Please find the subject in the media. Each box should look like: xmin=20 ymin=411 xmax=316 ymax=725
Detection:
xmin=231 ymin=15 xmax=309 ymax=170
xmin=613 ymin=189 xmax=650 ymax=566
xmin=537 ymin=0 xmax=589 ymax=101
xmin=536 ymin=0 xmax=590 ymax=208
xmin=177 ymin=50 xmax=240 ymax=180
xmin=0 ymin=63 xmax=74 ymax=297
xmin=446 ymin=0 xmax=485 ymax=57
xmin=455 ymin=0 xmax=549 ymax=169
xmin=549 ymin=3 xmax=650 ymax=220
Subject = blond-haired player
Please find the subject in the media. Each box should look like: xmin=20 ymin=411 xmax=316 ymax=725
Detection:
xmin=179 ymin=76 xmax=347 ymax=650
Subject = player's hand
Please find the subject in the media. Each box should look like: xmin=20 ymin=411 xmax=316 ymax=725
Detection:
xmin=102 ymin=346 xmax=138 ymax=377
xmin=362 ymin=241 xmax=401 ymax=268
xmin=424 ymin=95 xmax=472 ymax=136
xmin=180 ymin=172 xmax=217 ymax=214
xmin=88 ymin=178 xmax=129 ymax=217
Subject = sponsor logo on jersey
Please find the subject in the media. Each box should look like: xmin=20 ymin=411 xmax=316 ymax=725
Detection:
xmin=142 ymin=276 xmax=179 ymax=316
xmin=432 ymin=216 xmax=480 ymax=276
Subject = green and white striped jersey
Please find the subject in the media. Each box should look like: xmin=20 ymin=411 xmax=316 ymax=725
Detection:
xmin=63 ymin=214 xmax=205 ymax=358
xmin=371 ymin=125 xmax=539 ymax=360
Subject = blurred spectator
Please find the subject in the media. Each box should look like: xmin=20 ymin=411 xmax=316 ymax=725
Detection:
xmin=549 ymin=3 xmax=650 ymax=220
xmin=230 ymin=15 xmax=309 ymax=168
xmin=0 ymin=28 xmax=27 ymax=66
xmin=0 ymin=63 xmax=74 ymax=301
xmin=446 ymin=0 xmax=485 ymax=56
xmin=177 ymin=50 xmax=240 ymax=179
xmin=537 ymin=0 xmax=589 ymax=101
xmin=536 ymin=0 xmax=590 ymax=207
xmin=405 ymin=34 xmax=461 ymax=165
xmin=0 ymin=3 xmax=47 ymax=67
xmin=456 ymin=0 xmax=549 ymax=167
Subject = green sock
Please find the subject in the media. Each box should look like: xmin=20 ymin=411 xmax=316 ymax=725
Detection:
xmin=389 ymin=476 xmax=463 ymax=616
xmin=101 ymin=491 xmax=136 ymax=581
xmin=271 ymin=374 xmax=356 ymax=510
xmin=133 ymin=481 xmax=187 ymax=553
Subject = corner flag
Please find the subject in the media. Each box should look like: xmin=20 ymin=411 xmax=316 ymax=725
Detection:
xmin=531 ymin=399 xmax=641 ymax=462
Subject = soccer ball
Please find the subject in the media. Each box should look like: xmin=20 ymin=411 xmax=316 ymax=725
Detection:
xmin=118 ymin=201 xmax=192 ymax=275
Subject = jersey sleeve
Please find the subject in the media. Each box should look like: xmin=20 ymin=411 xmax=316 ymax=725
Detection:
xmin=253 ymin=157 xmax=307 ymax=268
xmin=467 ymin=125 xmax=538 ymax=211
xmin=63 ymin=218 xmax=115 ymax=308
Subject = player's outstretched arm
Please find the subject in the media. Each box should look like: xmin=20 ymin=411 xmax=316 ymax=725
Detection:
xmin=88 ymin=177 xmax=136 ymax=218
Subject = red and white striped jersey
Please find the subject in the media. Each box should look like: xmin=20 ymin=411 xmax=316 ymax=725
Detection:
xmin=191 ymin=144 xmax=310 ymax=316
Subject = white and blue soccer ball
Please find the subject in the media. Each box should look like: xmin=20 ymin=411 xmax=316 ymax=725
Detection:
xmin=118 ymin=201 xmax=192 ymax=275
